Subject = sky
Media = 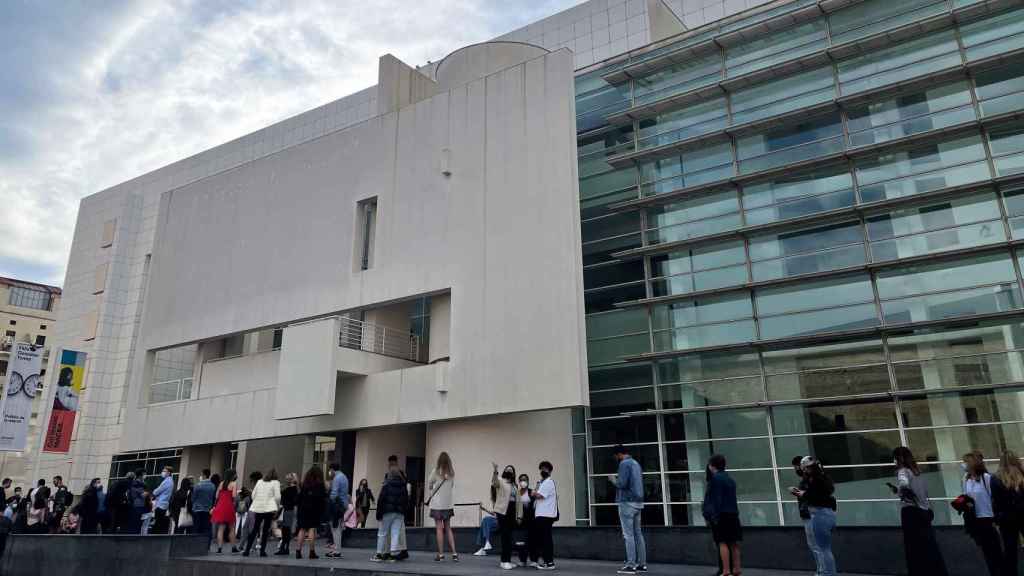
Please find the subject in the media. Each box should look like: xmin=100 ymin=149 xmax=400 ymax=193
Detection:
xmin=0 ymin=0 xmax=585 ymax=287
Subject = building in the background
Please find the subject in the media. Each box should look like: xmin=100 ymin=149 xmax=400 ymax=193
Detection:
xmin=34 ymin=0 xmax=1024 ymax=530
xmin=0 ymin=276 xmax=61 ymax=486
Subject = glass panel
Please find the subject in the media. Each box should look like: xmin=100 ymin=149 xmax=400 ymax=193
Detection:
xmin=876 ymin=252 xmax=1017 ymax=299
xmin=974 ymin=62 xmax=1024 ymax=118
xmin=582 ymin=233 xmax=641 ymax=266
xmin=637 ymin=98 xmax=729 ymax=149
xmin=640 ymin=142 xmax=733 ymax=187
xmin=590 ymin=415 xmax=659 ymax=445
xmin=584 ymin=282 xmax=646 ymax=313
xmin=730 ymin=67 xmax=836 ymax=125
xmin=591 ymin=444 xmax=662 ymax=474
xmin=960 ymin=8 xmax=1024 ymax=62
xmin=586 ymin=308 xmax=648 ymax=340
xmin=866 ymin=192 xmax=1004 ymax=262
xmin=664 ymin=408 xmax=769 ymax=440
xmin=581 ymin=187 xmax=640 ymax=220
xmin=773 ymin=398 xmax=898 ymax=435
xmin=764 ymin=339 xmax=890 ymax=400
xmin=589 ymin=386 xmax=656 ymax=418
xmin=653 ymin=319 xmax=757 ymax=351
xmin=674 ymin=502 xmax=781 ymax=527
xmin=645 ymin=189 xmax=742 ymax=244
xmin=756 ymin=274 xmax=874 ymax=315
xmin=582 ymin=212 xmax=642 ymax=243
xmin=650 ymin=265 xmax=749 ymax=297
xmin=749 ymin=221 xmax=866 ymax=281
xmin=846 ymin=82 xmax=976 ymax=148
xmin=589 ymin=363 xmax=653 ymax=392
xmin=652 ymin=293 xmax=753 ymax=330
xmin=901 ymin=387 xmax=1024 ymax=429
xmin=725 ymin=19 xmax=829 ymax=78
xmin=882 ymin=284 xmax=1022 ymax=324
xmin=988 ymin=121 xmax=1024 ymax=177
xmin=587 ymin=333 xmax=650 ymax=366
xmin=150 ymin=381 xmax=181 ymax=404
xmin=737 ymin=113 xmax=844 ymax=174
xmin=870 ymin=221 xmax=1005 ymax=262
xmin=661 ymin=376 xmax=764 ymax=409
xmin=665 ymin=437 xmax=774 ymax=471
xmin=633 ymin=52 xmax=723 ymax=106
xmin=651 ymin=240 xmax=746 ymax=277
xmin=668 ymin=470 xmax=777 ymax=502
xmin=837 ymin=30 xmax=960 ymax=95
xmin=759 ymin=303 xmax=880 ymax=340
xmin=578 ymin=125 xmax=634 ymax=157
xmin=906 ymin=423 xmax=1024 ymax=464
xmin=893 ymin=350 xmax=1024 ymax=391
xmin=591 ymin=474 xmax=664 ymax=504
xmin=583 ymin=260 xmax=645 ymax=290
xmin=855 ymin=134 xmax=990 ymax=203
xmin=774 ymin=431 xmax=902 ymax=466
xmin=829 ymin=0 xmax=950 ymax=44
xmin=742 ymin=164 xmax=855 ymax=225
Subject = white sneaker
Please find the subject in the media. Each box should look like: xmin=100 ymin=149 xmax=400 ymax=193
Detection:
xmin=500 ymin=562 xmax=515 ymax=570
xmin=529 ymin=561 xmax=540 ymax=568
xmin=474 ymin=548 xmax=488 ymax=556
xmin=484 ymin=541 xmax=493 ymax=551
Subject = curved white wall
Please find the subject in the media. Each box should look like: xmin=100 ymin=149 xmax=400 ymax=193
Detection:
xmin=435 ymin=41 xmax=549 ymax=90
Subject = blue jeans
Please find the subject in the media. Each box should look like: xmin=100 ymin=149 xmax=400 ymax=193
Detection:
xmin=477 ymin=515 xmax=497 ymax=547
xmin=809 ymin=507 xmax=836 ymax=576
xmin=618 ymin=502 xmax=646 ymax=568
xmin=803 ymin=518 xmax=821 ymax=575
xmin=376 ymin=513 xmax=404 ymax=554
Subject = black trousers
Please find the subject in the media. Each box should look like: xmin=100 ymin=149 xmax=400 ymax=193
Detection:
xmin=972 ymin=518 xmax=1003 ymax=576
xmin=152 ymin=508 xmax=170 ymax=535
xmin=498 ymin=501 xmax=516 ymax=563
xmin=900 ymin=507 xmax=948 ymax=576
xmin=999 ymin=517 xmax=1023 ymax=576
xmin=245 ymin=512 xmax=275 ymax=553
xmin=533 ymin=516 xmax=555 ymax=565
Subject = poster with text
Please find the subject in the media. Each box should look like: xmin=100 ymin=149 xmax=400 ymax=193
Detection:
xmin=0 ymin=342 xmax=44 ymax=451
xmin=43 ymin=349 xmax=87 ymax=453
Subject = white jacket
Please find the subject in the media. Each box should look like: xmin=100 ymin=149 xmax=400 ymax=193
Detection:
xmin=249 ymin=479 xmax=281 ymax=514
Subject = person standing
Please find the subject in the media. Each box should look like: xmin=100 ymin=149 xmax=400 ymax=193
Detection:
xmin=191 ymin=470 xmax=217 ymax=540
xmin=50 ymin=476 xmax=72 ymax=534
xmin=516 ymin=473 xmax=535 ymax=567
xmin=151 ymin=466 xmax=174 ymax=534
xmin=276 ymin=473 xmax=299 ymax=556
xmin=211 ymin=470 xmax=239 ymax=554
xmin=994 ymin=450 xmax=1024 ymax=576
xmin=428 ymin=452 xmax=458 ymax=562
xmin=790 ymin=456 xmax=820 ymax=574
xmin=355 ymin=479 xmax=374 ymax=528
xmin=890 ymin=447 xmax=947 ymax=576
xmin=794 ymin=457 xmax=837 ymax=576
xmin=170 ymin=477 xmax=194 ymax=534
xmin=0 ymin=479 xmax=10 ymax=511
xmin=532 ymin=461 xmax=558 ymax=571
xmin=78 ymin=478 xmax=102 ymax=534
xmin=245 ymin=469 xmax=281 ymax=557
xmin=295 ymin=466 xmax=327 ymax=560
xmin=962 ymin=451 xmax=1003 ymax=576
xmin=327 ymin=463 xmax=350 ymax=559
xmin=491 ymin=463 xmax=522 ymax=570
xmin=372 ymin=461 xmax=410 ymax=562
xmin=610 ymin=445 xmax=646 ymax=575
xmin=129 ymin=469 xmax=148 ymax=534
xmin=703 ymin=454 xmax=741 ymax=576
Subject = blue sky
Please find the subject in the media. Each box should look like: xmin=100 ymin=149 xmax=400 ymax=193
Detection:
xmin=0 ymin=0 xmax=584 ymax=286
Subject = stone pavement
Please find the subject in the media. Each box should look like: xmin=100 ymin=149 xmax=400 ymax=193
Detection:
xmin=185 ymin=549 xmax=877 ymax=575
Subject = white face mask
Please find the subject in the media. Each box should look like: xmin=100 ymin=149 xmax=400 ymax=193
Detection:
xmin=161 ymin=471 xmax=169 ymax=478
xmin=519 ymin=481 xmax=528 ymax=489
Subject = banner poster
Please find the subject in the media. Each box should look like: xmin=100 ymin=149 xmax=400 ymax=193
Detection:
xmin=43 ymin=349 xmax=87 ymax=453
xmin=0 ymin=342 xmax=44 ymax=451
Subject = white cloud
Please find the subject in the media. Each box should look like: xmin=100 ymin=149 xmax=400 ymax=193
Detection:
xmin=0 ymin=0 xmax=584 ymax=286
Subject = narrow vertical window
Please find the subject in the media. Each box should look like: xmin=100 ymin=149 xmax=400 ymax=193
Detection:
xmin=357 ymin=197 xmax=378 ymax=271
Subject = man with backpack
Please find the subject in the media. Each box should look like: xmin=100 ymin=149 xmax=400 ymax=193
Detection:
xmin=50 ymin=476 xmax=73 ymax=533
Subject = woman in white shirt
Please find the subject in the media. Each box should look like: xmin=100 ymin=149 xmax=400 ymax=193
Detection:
xmin=243 ymin=469 xmax=281 ymax=558
xmin=427 ymin=452 xmax=458 ymax=562
xmin=962 ymin=451 xmax=1002 ymax=576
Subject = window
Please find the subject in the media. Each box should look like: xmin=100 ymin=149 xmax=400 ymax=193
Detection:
xmin=34 ymin=335 xmax=45 ymax=347
xmin=150 ymin=344 xmax=198 ymax=404
xmin=736 ymin=112 xmax=844 ymax=175
xmin=837 ymin=30 xmax=960 ymax=96
xmin=356 ymin=197 xmax=377 ymax=271
xmin=866 ymin=192 xmax=1004 ymax=261
xmin=0 ymin=361 xmax=6 ymax=376
xmin=8 ymin=285 xmax=53 ymax=311
xmin=845 ymin=82 xmax=976 ymax=148
xmin=39 ymin=325 xmax=46 ymax=330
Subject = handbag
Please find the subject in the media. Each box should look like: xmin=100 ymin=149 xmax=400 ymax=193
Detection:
xmin=177 ymin=507 xmax=193 ymax=528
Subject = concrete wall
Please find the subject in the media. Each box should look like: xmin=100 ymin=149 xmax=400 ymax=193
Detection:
xmin=124 ymin=46 xmax=586 ymax=452
xmin=424 ymin=409 xmax=575 ymax=527
xmin=2 ymin=534 xmax=208 ymax=576
xmin=352 ymin=424 xmax=426 ymax=528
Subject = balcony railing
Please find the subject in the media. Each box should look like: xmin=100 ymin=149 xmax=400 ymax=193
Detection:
xmin=338 ymin=317 xmax=420 ymax=362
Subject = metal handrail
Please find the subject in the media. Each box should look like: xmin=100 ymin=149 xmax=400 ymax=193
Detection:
xmin=338 ymin=317 xmax=420 ymax=362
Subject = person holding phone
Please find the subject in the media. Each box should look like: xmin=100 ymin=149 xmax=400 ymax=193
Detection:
xmin=788 ymin=456 xmax=819 ymax=574
xmin=791 ymin=457 xmax=836 ymax=576
xmin=889 ymin=447 xmax=947 ymax=576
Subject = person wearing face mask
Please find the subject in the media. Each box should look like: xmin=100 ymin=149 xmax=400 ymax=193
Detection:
xmin=77 ymin=478 xmax=103 ymax=534
xmin=960 ymin=451 xmax=1002 ymax=576
xmin=610 ymin=445 xmax=646 ymax=575
xmin=151 ymin=466 xmax=175 ymax=534
xmin=532 ymin=461 xmax=558 ymax=571
xmin=491 ymin=463 xmax=523 ymax=570
xmin=514 ymin=473 xmax=534 ymax=567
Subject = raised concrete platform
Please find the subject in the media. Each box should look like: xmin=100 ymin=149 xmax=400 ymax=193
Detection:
xmin=174 ymin=550 xmax=879 ymax=576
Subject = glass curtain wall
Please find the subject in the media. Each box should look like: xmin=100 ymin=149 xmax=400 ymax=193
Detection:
xmin=575 ymin=0 xmax=1024 ymax=527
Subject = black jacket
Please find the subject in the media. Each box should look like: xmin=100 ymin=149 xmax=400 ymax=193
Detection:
xmin=376 ymin=474 xmax=409 ymax=520
xmin=804 ymin=474 xmax=837 ymax=510
xmin=991 ymin=475 xmax=1023 ymax=523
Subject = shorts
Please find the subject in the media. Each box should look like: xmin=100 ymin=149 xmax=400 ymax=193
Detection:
xmin=429 ymin=509 xmax=454 ymax=521
xmin=711 ymin=513 xmax=742 ymax=544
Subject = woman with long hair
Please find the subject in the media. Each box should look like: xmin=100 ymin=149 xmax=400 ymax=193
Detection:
xmin=355 ymin=478 xmax=374 ymax=528
xmin=491 ymin=463 xmax=523 ymax=571
xmin=77 ymin=478 xmax=102 ymax=534
xmin=962 ymin=451 xmax=1002 ymax=576
xmin=994 ymin=450 xmax=1024 ymax=576
xmin=793 ymin=457 xmax=836 ymax=576
xmin=275 ymin=473 xmax=299 ymax=556
xmin=428 ymin=452 xmax=458 ymax=562
xmin=170 ymin=477 xmax=194 ymax=534
xmin=295 ymin=466 xmax=328 ymax=560
xmin=890 ymin=447 xmax=947 ymax=576
xmin=211 ymin=470 xmax=239 ymax=553
xmin=245 ymin=468 xmax=281 ymax=558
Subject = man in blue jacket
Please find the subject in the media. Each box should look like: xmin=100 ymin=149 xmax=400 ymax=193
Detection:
xmin=609 ymin=445 xmax=646 ymax=574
